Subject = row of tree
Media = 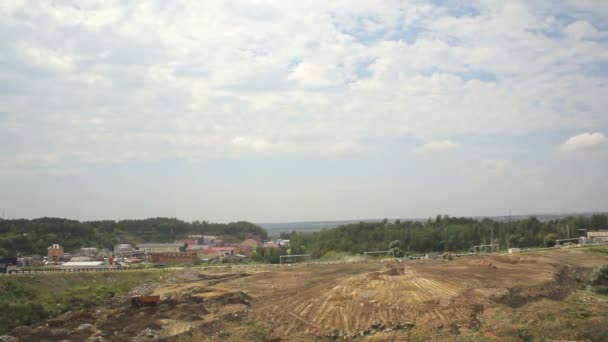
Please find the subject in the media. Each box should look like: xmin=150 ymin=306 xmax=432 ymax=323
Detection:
xmin=0 ymin=217 xmax=268 ymax=257
xmin=2 ymin=214 xmax=606 ymax=260
xmin=282 ymin=214 xmax=608 ymax=259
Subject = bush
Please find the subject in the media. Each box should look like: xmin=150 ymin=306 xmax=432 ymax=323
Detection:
xmin=589 ymin=264 xmax=608 ymax=294
xmin=0 ymin=271 xmax=169 ymax=334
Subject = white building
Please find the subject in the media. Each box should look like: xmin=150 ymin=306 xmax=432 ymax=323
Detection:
xmin=70 ymin=256 xmax=92 ymax=262
xmin=583 ymin=231 xmax=608 ymax=245
xmin=587 ymin=231 xmax=608 ymax=240
xmin=277 ymin=239 xmax=290 ymax=247
xmin=136 ymin=243 xmax=183 ymax=254
xmin=60 ymin=261 xmax=109 ymax=270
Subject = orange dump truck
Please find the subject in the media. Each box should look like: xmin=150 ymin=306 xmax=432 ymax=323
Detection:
xmin=131 ymin=295 xmax=160 ymax=307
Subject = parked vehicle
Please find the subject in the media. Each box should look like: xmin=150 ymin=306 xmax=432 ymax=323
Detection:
xmin=0 ymin=257 xmax=18 ymax=274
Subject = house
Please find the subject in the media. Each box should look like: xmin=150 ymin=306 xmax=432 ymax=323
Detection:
xmin=150 ymin=251 xmax=198 ymax=264
xmin=47 ymin=244 xmax=64 ymax=263
xmin=78 ymin=247 xmax=98 ymax=256
xmin=277 ymin=239 xmax=290 ymax=247
xmin=198 ymin=247 xmax=236 ymax=258
xmin=186 ymin=244 xmax=209 ymax=251
xmin=136 ymin=243 xmax=183 ymax=254
xmin=187 ymin=235 xmax=217 ymax=245
xmin=262 ymin=240 xmax=289 ymax=249
xmin=114 ymin=244 xmax=133 ymax=255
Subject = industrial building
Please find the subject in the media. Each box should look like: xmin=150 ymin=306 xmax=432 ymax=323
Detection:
xmin=136 ymin=243 xmax=183 ymax=254
xmin=582 ymin=231 xmax=608 ymax=244
xmin=60 ymin=261 xmax=110 ymax=270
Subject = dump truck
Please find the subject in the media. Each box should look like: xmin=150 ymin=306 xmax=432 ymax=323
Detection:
xmin=131 ymin=295 xmax=160 ymax=307
xmin=442 ymin=252 xmax=454 ymax=260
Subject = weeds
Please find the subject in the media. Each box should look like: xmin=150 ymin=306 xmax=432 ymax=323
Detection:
xmin=0 ymin=271 xmax=168 ymax=334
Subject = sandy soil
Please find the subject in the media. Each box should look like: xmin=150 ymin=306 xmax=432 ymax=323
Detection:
xmin=6 ymin=248 xmax=608 ymax=342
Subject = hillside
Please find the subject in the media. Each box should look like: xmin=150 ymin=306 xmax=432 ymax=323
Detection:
xmin=0 ymin=218 xmax=268 ymax=256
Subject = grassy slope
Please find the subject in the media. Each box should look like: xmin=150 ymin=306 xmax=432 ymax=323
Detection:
xmin=0 ymin=270 xmax=168 ymax=334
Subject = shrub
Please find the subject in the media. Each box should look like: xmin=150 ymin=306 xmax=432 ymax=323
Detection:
xmin=589 ymin=264 xmax=608 ymax=294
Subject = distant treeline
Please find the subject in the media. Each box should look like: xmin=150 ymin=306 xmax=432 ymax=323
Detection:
xmin=283 ymin=214 xmax=608 ymax=259
xmin=0 ymin=217 xmax=268 ymax=257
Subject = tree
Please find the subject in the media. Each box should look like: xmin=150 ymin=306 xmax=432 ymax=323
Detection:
xmin=590 ymin=265 xmax=608 ymax=294
xmin=544 ymin=233 xmax=558 ymax=247
xmin=388 ymin=240 xmax=404 ymax=258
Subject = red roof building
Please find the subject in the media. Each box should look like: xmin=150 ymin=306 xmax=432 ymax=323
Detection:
xmin=150 ymin=251 xmax=198 ymax=263
xmin=198 ymin=247 xmax=236 ymax=258
xmin=179 ymin=239 xmax=198 ymax=246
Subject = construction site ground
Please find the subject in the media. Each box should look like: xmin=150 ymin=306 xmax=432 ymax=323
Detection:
xmin=5 ymin=248 xmax=608 ymax=342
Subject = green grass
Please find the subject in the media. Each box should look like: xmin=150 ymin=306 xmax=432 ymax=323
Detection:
xmin=319 ymin=251 xmax=361 ymax=261
xmin=0 ymin=270 xmax=169 ymax=334
xmin=582 ymin=245 xmax=608 ymax=256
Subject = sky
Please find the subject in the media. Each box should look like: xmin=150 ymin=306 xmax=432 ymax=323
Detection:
xmin=0 ymin=0 xmax=607 ymax=223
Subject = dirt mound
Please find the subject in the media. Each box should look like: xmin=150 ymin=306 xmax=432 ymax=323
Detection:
xmin=490 ymin=266 xmax=576 ymax=308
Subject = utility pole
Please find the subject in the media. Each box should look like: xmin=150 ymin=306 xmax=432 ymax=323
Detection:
xmin=490 ymin=224 xmax=494 ymax=253
xmin=507 ymin=209 xmax=511 ymax=250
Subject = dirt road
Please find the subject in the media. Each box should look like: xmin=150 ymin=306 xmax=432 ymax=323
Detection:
xmin=5 ymin=248 xmax=608 ymax=341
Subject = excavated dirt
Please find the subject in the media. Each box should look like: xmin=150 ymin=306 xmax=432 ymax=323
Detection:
xmin=6 ymin=248 xmax=608 ymax=341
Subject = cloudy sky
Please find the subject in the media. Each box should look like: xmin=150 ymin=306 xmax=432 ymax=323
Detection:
xmin=1 ymin=0 xmax=607 ymax=222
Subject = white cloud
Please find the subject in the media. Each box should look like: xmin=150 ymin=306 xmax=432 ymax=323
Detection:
xmin=559 ymin=132 xmax=607 ymax=152
xmin=416 ymin=140 xmax=461 ymax=154
xmin=231 ymin=136 xmax=278 ymax=151
xmin=0 ymin=0 xmax=607 ymax=172
xmin=563 ymin=20 xmax=605 ymax=41
xmin=480 ymin=159 xmax=508 ymax=171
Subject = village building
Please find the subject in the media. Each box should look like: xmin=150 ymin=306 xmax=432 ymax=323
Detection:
xmin=60 ymin=261 xmax=110 ymax=270
xmin=47 ymin=244 xmax=64 ymax=263
xmin=187 ymin=235 xmax=218 ymax=245
xmin=198 ymin=246 xmax=236 ymax=258
xmin=136 ymin=243 xmax=183 ymax=254
xmin=150 ymin=251 xmax=198 ymax=264
xmin=583 ymin=231 xmax=608 ymax=244
xmin=114 ymin=244 xmax=133 ymax=255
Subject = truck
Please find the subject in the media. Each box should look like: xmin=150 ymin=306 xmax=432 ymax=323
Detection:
xmin=0 ymin=257 xmax=18 ymax=274
xmin=131 ymin=295 xmax=160 ymax=307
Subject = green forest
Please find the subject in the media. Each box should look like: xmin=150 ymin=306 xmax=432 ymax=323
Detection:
xmin=0 ymin=217 xmax=268 ymax=257
xmin=1 ymin=214 xmax=607 ymax=260
xmin=282 ymin=214 xmax=608 ymax=259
